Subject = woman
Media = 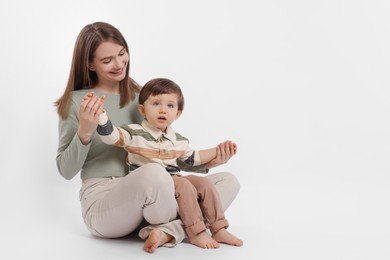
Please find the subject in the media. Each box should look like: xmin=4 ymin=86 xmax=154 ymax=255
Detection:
xmin=55 ymin=21 xmax=240 ymax=253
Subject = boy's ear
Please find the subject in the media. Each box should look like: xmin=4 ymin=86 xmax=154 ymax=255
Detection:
xmin=137 ymin=104 xmax=145 ymax=116
xmin=175 ymin=110 xmax=183 ymax=120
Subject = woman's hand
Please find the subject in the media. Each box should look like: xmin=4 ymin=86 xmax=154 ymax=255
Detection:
xmin=77 ymin=92 xmax=105 ymax=145
xmin=206 ymin=140 xmax=237 ymax=169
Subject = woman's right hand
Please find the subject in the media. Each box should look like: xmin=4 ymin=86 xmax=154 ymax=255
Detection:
xmin=77 ymin=92 xmax=105 ymax=145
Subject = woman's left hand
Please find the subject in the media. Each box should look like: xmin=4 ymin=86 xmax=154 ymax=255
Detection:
xmin=206 ymin=140 xmax=237 ymax=169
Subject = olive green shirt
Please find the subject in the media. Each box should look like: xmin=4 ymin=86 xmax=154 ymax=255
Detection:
xmin=56 ymin=89 xmax=143 ymax=180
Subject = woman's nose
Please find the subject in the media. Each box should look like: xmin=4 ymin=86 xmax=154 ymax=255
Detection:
xmin=113 ymin=58 xmax=121 ymax=68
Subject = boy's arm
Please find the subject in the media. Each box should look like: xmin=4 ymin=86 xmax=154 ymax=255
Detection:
xmin=97 ymin=110 xmax=131 ymax=147
xmin=178 ymin=141 xmax=237 ymax=173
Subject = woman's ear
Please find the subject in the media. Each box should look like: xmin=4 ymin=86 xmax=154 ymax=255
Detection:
xmin=88 ymin=64 xmax=95 ymax=71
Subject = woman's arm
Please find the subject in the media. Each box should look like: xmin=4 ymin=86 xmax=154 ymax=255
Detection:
xmin=76 ymin=92 xmax=104 ymax=144
xmin=56 ymin=92 xmax=104 ymax=180
xmin=178 ymin=140 xmax=237 ymax=174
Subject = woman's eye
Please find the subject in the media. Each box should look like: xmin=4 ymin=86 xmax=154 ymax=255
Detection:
xmin=119 ymin=48 xmax=126 ymax=56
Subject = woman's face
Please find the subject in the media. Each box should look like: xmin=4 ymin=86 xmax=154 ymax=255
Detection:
xmin=89 ymin=41 xmax=129 ymax=88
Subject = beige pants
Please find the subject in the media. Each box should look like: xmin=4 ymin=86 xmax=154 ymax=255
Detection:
xmin=79 ymin=163 xmax=240 ymax=247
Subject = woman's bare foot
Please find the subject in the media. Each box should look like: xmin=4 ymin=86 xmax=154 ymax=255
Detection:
xmin=188 ymin=231 xmax=220 ymax=249
xmin=143 ymin=229 xmax=173 ymax=253
xmin=212 ymin=228 xmax=243 ymax=246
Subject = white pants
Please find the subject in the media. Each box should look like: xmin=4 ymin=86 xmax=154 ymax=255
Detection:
xmin=79 ymin=163 xmax=240 ymax=247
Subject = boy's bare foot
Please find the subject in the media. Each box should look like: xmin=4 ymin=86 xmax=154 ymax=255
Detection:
xmin=143 ymin=229 xmax=173 ymax=253
xmin=188 ymin=231 xmax=220 ymax=249
xmin=212 ymin=228 xmax=243 ymax=246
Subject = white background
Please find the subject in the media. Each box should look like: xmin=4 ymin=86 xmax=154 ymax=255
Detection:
xmin=0 ymin=0 xmax=389 ymax=259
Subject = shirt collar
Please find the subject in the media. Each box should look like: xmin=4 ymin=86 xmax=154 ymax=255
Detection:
xmin=141 ymin=120 xmax=176 ymax=141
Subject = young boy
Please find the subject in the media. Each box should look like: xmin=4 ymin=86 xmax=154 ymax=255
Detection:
xmin=94 ymin=78 xmax=243 ymax=249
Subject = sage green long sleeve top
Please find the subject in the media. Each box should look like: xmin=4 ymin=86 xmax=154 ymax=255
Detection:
xmin=56 ymin=89 xmax=143 ymax=180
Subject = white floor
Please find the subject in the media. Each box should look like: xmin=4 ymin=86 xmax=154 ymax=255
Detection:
xmin=1 ymin=174 xmax=389 ymax=260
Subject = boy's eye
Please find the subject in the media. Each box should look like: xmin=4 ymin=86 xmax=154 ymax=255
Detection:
xmin=153 ymin=102 xmax=160 ymax=106
xmin=168 ymin=104 xmax=175 ymax=108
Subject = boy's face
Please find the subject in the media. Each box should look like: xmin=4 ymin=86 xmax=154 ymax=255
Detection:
xmin=138 ymin=93 xmax=182 ymax=132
